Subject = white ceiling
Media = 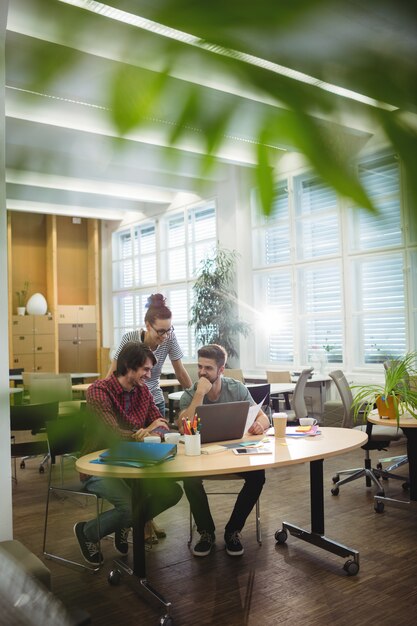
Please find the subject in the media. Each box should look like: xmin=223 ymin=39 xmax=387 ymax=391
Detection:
xmin=6 ymin=0 xmax=404 ymax=221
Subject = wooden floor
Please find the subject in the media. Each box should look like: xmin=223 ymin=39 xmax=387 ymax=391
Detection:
xmin=12 ymin=440 xmax=417 ymax=626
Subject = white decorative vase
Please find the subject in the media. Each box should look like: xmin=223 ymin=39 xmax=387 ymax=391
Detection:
xmin=17 ymin=306 xmax=26 ymax=316
xmin=26 ymin=293 xmax=48 ymax=315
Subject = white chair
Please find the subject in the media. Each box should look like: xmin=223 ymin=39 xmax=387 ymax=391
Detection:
xmin=266 ymin=371 xmax=292 ymax=411
xmin=183 ymin=362 xmax=199 ymax=383
xmin=224 ymin=368 xmax=245 ymax=382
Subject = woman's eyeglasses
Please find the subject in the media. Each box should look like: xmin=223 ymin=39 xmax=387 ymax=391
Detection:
xmin=151 ymin=324 xmax=174 ymax=337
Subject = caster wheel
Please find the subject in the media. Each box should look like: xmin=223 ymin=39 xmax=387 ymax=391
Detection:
xmin=331 ymin=487 xmax=339 ymax=496
xmin=375 ymin=501 xmax=384 ymax=514
xmin=20 ymin=461 xmax=25 ymax=469
xmin=108 ymin=569 xmax=121 ymax=586
xmin=402 ymin=482 xmax=409 ymax=491
xmin=332 ymin=475 xmax=339 ymax=484
xmin=376 ymin=462 xmax=382 ymax=470
xmin=275 ymin=529 xmax=288 ymax=544
xmin=343 ymin=560 xmax=359 ymax=576
xmin=39 ymin=466 xmax=45 ymax=474
xmin=159 ymin=617 xmax=174 ymax=626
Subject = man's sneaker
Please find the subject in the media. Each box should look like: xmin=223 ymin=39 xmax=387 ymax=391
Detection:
xmin=114 ymin=527 xmax=130 ymax=555
xmin=73 ymin=522 xmax=103 ymax=565
xmin=192 ymin=531 xmax=215 ymax=557
xmin=224 ymin=531 xmax=244 ymax=556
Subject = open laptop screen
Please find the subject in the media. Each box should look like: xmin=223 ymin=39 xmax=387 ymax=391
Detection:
xmin=195 ymin=401 xmax=250 ymax=444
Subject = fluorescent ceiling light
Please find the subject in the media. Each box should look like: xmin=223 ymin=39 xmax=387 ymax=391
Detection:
xmin=60 ymin=0 xmax=395 ymax=110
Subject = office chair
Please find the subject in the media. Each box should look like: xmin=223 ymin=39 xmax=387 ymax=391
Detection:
xmin=266 ymin=370 xmax=292 ymax=411
xmin=329 ymin=370 xmax=406 ymax=496
xmin=43 ymin=414 xmax=103 ymax=572
xmin=183 ymin=362 xmax=199 ymax=383
xmin=21 ymin=373 xmax=73 ymax=471
xmin=10 ymin=402 xmax=59 ymax=482
xmin=188 ymin=477 xmax=262 ymax=546
xmin=224 ymin=368 xmax=245 ymax=382
xmin=24 ymin=372 xmax=73 ymax=404
xmin=282 ymin=367 xmax=314 ymax=424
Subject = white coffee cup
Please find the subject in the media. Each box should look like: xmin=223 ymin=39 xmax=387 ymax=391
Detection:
xmin=164 ymin=432 xmax=181 ymax=445
xmin=143 ymin=435 xmax=161 ymax=444
xmin=299 ymin=417 xmax=317 ymax=426
xmin=184 ymin=433 xmax=201 ymax=456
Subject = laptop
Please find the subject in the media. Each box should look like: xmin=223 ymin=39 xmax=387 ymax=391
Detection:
xmin=195 ymin=401 xmax=250 ymax=444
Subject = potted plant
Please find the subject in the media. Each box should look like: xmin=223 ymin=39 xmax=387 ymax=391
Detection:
xmin=16 ymin=281 xmax=29 ymax=316
xmin=189 ymin=247 xmax=251 ymax=360
xmin=351 ymin=351 xmax=417 ymax=423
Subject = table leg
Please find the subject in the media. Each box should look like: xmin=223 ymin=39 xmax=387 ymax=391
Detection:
xmin=108 ymin=480 xmax=173 ymax=622
xmin=279 ymin=459 xmax=360 ymax=575
xmin=374 ymin=427 xmax=417 ymax=512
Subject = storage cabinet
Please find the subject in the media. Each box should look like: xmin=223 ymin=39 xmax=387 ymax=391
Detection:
xmin=58 ymin=306 xmax=97 ymax=372
xmin=8 ymin=212 xmax=101 ymax=374
xmin=11 ymin=315 xmax=56 ymax=372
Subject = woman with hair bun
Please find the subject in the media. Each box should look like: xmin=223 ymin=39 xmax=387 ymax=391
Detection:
xmin=107 ymin=294 xmax=192 ymax=544
xmin=108 ymin=294 xmax=192 ymax=414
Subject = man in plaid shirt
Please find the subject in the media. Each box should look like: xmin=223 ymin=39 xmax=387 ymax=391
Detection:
xmin=74 ymin=342 xmax=183 ymax=565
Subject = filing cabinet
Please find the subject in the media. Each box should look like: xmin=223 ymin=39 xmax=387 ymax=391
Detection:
xmin=57 ymin=305 xmax=97 ymax=372
xmin=11 ymin=315 xmax=56 ymax=372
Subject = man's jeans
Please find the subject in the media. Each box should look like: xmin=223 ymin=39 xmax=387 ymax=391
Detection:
xmin=183 ymin=470 xmax=265 ymax=535
xmin=82 ymin=475 xmax=182 ymax=542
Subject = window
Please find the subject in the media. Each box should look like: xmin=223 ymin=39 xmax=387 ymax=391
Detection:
xmin=253 ymin=176 xmax=343 ymax=367
xmin=252 ymin=152 xmax=414 ymax=370
xmin=112 ymin=202 xmax=216 ymax=357
xmin=350 ymin=154 xmax=406 ymax=364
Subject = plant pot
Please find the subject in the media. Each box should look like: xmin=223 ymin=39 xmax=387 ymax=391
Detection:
xmin=17 ymin=306 xmax=26 ymax=316
xmin=376 ymin=395 xmax=398 ymax=419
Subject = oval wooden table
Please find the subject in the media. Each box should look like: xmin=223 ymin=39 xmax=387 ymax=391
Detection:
xmin=76 ymin=427 xmax=367 ymax=624
xmin=368 ymin=410 xmax=417 ymax=512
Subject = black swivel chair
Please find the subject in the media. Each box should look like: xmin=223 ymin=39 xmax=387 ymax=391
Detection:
xmin=10 ymin=402 xmax=59 ymax=482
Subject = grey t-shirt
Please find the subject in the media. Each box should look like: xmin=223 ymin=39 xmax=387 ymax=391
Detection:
xmin=179 ymin=376 xmax=256 ymax=410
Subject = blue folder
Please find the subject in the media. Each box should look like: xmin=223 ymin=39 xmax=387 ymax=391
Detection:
xmin=93 ymin=441 xmax=177 ymax=468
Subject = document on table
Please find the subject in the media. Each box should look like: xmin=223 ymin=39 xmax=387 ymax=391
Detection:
xmin=244 ymin=395 xmax=267 ymax=433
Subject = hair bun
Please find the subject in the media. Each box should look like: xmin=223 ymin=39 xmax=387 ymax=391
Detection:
xmin=145 ymin=293 xmax=166 ymax=309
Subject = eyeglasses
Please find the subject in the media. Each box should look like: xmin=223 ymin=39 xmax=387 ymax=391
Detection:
xmin=151 ymin=324 xmax=174 ymax=337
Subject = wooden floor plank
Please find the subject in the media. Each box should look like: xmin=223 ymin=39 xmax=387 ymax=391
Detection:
xmin=11 ymin=440 xmax=417 ymax=625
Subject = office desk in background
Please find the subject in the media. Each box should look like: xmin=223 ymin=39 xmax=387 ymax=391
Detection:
xmin=368 ymin=410 xmax=417 ymax=512
xmin=76 ymin=427 xmax=367 ymax=623
xmin=10 ymin=372 xmax=100 ymax=384
xmin=72 ymin=378 xmax=181 ymax=398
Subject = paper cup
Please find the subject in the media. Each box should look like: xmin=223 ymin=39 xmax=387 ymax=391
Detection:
xmin=273 ymin=413 xmax=287 ymax=438
xmin=184 ymin=433 xmax=201 ymax=456
xmin=299 ymin=417 xmax=317 ymax=426
xmin=164 ymin=432 xmax=181 ymax=445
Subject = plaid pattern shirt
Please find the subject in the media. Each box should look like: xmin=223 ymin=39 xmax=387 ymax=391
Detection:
xmin=80 ymin=374 xmax=161 ymax=479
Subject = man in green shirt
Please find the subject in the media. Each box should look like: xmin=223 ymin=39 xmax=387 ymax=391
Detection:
xmin=179 ymin=344 xmax=269 ymax=557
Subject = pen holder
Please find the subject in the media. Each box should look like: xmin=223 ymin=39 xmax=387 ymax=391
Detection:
xmin=184 ymin=433 xmax=201 ymax=456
